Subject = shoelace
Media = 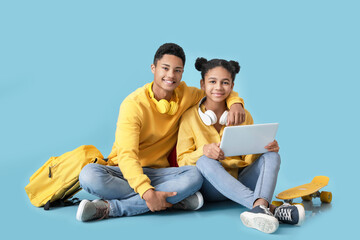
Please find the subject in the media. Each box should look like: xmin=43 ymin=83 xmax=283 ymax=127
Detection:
xmin=274 ymin=204 xmax=293 ymax=221
xmin=95 ymin=202 xmax=110 ymax=221
xmin=259 ymin=205 xmax=274 ymax=216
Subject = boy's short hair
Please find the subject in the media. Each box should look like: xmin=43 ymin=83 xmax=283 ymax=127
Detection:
xmin=153 ymin=43 xmax=186 ymax=66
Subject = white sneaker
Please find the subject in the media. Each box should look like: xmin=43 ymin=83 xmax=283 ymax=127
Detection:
xmin=76 ymin=199 xmax=110 ymax=222
xmin=173 ymin=192 xmax=204 ymax=211
xmin=240 ymin=205 xmax=279 ymax=234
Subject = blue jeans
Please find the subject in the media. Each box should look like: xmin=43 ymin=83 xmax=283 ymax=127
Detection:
xmin=196 ymin=152 xmax=281 ymax=209
xmin=79 ymin=164 xmax=203 ymax=217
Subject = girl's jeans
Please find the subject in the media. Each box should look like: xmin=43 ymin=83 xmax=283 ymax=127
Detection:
xmin=196 ymin=152 xmax=281 ymax=209
xmin=79 ymin=164 xmax=203 ymax=217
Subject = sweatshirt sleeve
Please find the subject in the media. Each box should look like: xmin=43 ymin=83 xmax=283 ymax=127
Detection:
xmin=176 ymin=115 xmax=204 ymax=166
xmin=226 ymin=90 xmax=244 ymax=108
xmin=115 ymin=99 xmax=154 ymax=198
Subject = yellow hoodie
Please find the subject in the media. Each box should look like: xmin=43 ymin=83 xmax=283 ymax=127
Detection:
xmin=177 ymin=104 xmax=260 ymax=179
xmin=107 ymin=81 xmax=244 ymax=198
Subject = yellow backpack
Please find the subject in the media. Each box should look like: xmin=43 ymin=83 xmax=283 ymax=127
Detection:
xmin=25 ymin=145 xmax=107 ymax=210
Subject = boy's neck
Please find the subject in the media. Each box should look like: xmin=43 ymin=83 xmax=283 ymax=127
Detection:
xmin=152 ymin=84 xmax=173 ymax=101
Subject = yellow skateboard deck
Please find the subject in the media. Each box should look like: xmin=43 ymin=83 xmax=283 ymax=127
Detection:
xmin=274 ymin=176 xmax=332 ymax=205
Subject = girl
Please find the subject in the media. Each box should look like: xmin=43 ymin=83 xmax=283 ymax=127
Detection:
xmin=177 ymin=58 xmax=305 ymax=234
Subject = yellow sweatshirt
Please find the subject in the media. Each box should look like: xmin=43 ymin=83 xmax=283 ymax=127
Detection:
xmin=177 ymin=104 xmax=260 ymax=179
xmin=107 ymin=81 xmax=244 ymax=198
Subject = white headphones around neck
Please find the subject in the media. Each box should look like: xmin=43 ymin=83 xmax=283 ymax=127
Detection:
xmin=198 ymin=97 xmax=228 ymax=126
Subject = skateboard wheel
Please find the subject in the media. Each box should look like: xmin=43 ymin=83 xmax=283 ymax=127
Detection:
xmin=320 ymin=191 xmax=332 ymax=203
xmin=301 ymin=195 xmax=312 ymax=201
xmin=271 ymin=201 xmax=283 ymax=207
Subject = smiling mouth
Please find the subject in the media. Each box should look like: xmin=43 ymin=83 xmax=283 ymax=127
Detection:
xmin=212 ymin=93 xmax=224 ymax=96
xmin=163 ymin=79 xmax=176 ymax=84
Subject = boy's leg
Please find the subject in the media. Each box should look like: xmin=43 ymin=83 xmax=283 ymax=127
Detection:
xmin=143 ymin=166 xmax=203 ymax=204
xmin=79 ymin=163 xmax=136 ymax=200
xmin=78 ymin=164 xmax=203 ymax=218
xmin=196 ymin=155 xmax=254 ymax=209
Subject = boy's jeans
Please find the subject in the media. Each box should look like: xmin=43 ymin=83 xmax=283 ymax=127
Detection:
xmin=79 ymin=164 xmax=203 ymax=217
xmin=196 ymin=152 xmax=281 ymax=209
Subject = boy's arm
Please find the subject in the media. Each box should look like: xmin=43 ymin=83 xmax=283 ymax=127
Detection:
xmin=116 ymin=99 xmax=179 ymax=211
xmin=226 ymin=91 xmax=245 ymax=125
xmin=115 ymin=100 xmax=154 ymax=198
xmin=176 ymin=116 xmax=204 ymax=166
xmin=187 ymin=84 xmax=245 ymax=108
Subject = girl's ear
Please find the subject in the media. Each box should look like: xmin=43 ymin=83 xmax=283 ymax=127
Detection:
xmin=231 ymin=81 xmax=234 ymax=90
xmin=151 ymin=64 xmax=155 ymax=74
xmin=200 ymin=79 xmax=205 ymax=91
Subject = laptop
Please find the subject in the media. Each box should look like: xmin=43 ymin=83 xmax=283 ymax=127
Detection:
xmin=220 ymin=123 xmax=279 ymax=157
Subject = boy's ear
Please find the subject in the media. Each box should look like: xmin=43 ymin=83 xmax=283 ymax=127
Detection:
xmin=200 ymin=79 xmax=205 ymax=91
xmin=231 ymin=81 xmax=234 ymax=90
xmin=151 ymin=64 xmax=155 ymax=74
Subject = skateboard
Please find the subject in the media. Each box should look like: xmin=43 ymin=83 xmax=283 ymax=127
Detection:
xmin=272 ymin=176 xmax=332 ymax=207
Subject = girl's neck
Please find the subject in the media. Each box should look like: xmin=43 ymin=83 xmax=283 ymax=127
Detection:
xmin=203 ymin=98 xmax=227 ymax=115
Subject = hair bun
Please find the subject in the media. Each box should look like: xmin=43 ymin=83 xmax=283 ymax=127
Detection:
xmin=195 ymin=57 xmax=208 ymax=71
xmin=229 ymin=60 xmax=240 ymax=74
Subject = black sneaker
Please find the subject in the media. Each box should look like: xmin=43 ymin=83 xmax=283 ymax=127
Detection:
xmin=274 ymin=203 xmax=305 ymax=225
xmin=240 ymin=205 xmax=279 ymax=234
xmin=173 ymin=192 xmax=204 ymax=211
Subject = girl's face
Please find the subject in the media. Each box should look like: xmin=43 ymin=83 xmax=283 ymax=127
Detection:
xmin=201 ymin=66 xmax=234 ymax=104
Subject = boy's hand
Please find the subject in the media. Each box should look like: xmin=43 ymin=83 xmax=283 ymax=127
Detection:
xmin=265 ymin=140 xmax=280 ymax=153
xmin=228 ymin=103 xmax=245 ymax=126
xmin=203 ymin=143 xmax=225 ymax=160
xmin=142 ymin=189 xmax=177 ymax=212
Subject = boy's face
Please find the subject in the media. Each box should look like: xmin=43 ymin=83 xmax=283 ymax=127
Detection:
xmin=151 ymin=54 xmax=184 ymax=96
xmin=201 ymin=66 xmax=234 ymax=104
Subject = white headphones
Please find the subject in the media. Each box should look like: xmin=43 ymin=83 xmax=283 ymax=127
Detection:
xmin=198 ymin=97 xmax=228 ymax=126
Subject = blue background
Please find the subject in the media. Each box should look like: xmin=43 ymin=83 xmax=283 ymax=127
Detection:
xmin=1 ymin=0 xmax=359 ymax=239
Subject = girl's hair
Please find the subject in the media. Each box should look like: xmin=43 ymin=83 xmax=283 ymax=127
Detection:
xmin=195 ymin=57 xmax=240 ymax=82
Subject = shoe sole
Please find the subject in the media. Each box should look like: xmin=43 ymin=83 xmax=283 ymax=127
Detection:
xmin=76 ymin=200 xmax=90 ymax=222
xmin=240 ymin=212 xmax=279 ymax=234
xmin=193 ymin=192 xmax=204 ymax=211
xmin=295 ymin=204 xmax=306 ymax=226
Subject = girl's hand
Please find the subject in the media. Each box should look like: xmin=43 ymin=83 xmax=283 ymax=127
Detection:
xmin=265 ymin=140 xmax=280 ymax=153
xmin=203 ymin=143 xmax=225 ymax=160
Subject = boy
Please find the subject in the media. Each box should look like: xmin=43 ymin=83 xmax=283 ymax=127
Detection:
xmin=76 ymin=43 xmax=246 ymax=221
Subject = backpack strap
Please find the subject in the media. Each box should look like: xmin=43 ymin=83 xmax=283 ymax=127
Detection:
xmin=44 ymin=198 xmax=82 ymax=211
xmin=94 ymin=158 xmax=108 ymax=165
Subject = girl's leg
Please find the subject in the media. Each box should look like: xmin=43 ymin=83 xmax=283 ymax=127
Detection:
xmin=200 ymin=177 xmax=228 ymax=202
xmin=239 ymin=152 xmax=305 ymax=231
xmin=237 ymin=152 xmax=281 ymax=234
xmin=238 ymin=152 xmax=281 ymax=208
xmin=196 ymin=155 xmax=254 ymax=209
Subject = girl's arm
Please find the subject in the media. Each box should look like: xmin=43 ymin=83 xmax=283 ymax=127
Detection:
xmin=176 ymin=116 xmax=205 ymax=166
